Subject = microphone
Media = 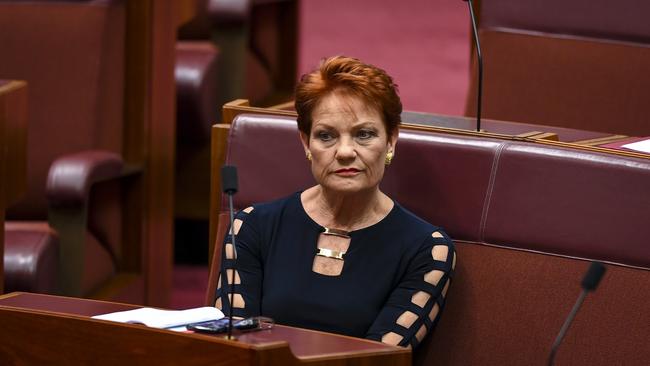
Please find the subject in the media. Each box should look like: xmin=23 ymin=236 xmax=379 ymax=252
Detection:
xmin=221 ymin=165 xmax=239 ymax=340
xmin=547 ymin=261 xmax=606 ymax=366
xmin=462 ymin=0 xmax=483 ymax=132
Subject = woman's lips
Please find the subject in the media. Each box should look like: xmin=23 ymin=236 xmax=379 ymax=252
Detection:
xmin=334 ymin=168 xmax=361 ymax=176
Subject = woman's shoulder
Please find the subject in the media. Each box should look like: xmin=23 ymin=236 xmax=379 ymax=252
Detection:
xmin=391 ymin=202 xmax=454 ymax=247
xmin=236 ymin=191 xmax=302 ymax=220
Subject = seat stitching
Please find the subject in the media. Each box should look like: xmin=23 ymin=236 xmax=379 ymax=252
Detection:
xmin=480 ymin=142 xmax=507 ymax=242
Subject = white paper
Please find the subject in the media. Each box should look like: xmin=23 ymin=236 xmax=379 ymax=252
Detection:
xmin=622 ymin=139 xmax=650 ymax=154
xmin=92 ymin=306 xmax=224 ymax=329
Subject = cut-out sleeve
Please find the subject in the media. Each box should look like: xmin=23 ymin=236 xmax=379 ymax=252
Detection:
xmin=215 ymin=207 xmax=263 ymax=318
xmin=366 ymin=230 xmax=456 ymax=348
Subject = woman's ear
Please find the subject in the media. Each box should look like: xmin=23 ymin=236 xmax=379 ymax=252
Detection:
xmin=388 ymin=126 xmax=399 ymax=153
xmin=299 ymin=131 xmax=310 ymax=154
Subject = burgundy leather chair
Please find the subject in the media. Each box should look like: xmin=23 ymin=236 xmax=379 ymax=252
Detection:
xmin=0 ymin=0 xmax=128 ymax=297
xmin=466 ymin=0 xmax=650 ymax=136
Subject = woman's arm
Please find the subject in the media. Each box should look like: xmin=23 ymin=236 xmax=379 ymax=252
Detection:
xmin=366 ymin=230 xmax=456 ymax=348
xmin=215 ymin=206 xmax=264 ymax=318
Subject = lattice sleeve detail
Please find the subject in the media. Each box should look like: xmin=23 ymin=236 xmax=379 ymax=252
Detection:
xmin=366 ymin=230 xmax=456 ymax=348
xmin=215 ymin=207 xmax=263 ymax=318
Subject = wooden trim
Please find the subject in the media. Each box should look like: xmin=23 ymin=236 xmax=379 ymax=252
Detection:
xmin=222 ymin=99 xmax=297 ymax=125
xmin=402 ymin=122 xmax=650 ymax=159
xmin=206 ymin=211 xmax=229 ymax=306
xmin=573 ymin=134 xmax=629 ymax=146
xmin=123 ymin=0 xmax=175 ymax=306
xmin=174 ymin=0 xmax=198 ymax=28
xmin=515 ymin=131 xmax=559 ymax=142
xmin=516 ymin=131 xmax=543 ymax=138
xmin=0 ymin=81 xmax=27 ymax=207
xmin=0 ymin=80 xmax=28 ymax=295
xmin=209 ymin=124 xmax=231 ymax=264
xmin=532 ymin=132 xmax=559 ymax=141
xmin=0 ymin=80 xmax=27 ymax=94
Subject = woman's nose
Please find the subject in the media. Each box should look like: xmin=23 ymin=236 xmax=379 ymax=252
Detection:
xmin=335 ymin=137 xmax=356 ymax=160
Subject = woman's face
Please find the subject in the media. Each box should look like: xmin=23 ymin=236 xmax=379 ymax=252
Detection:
xmin=300 ymin=92 xmax=397 ymax=195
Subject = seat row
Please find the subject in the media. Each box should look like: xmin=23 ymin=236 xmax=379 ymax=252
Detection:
xmin=208 ymin=109 xmax=650 ymax=365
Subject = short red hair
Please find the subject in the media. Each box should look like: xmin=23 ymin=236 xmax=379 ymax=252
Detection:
xmin=295 ymin=56 xmax=402 ymax=136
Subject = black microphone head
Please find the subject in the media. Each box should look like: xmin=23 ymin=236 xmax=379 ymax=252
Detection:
xmin=581 ymin=261 xmax=606 ymax=291
xmin=221 ymin=165 xmax=238 ymax=194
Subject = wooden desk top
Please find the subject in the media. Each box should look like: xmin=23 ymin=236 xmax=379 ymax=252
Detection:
xmin=0 ymin=292 xmax=410 ymax=365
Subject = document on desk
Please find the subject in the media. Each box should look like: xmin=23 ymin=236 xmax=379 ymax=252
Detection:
xmin=622 ymin=138 xmax=650 ymax=154
xmin=92 ymin=306 xmax=224 ymax=331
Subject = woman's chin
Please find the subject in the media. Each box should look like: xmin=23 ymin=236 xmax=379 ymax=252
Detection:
xmin=320 ymin=182 xmax=376 ymax=196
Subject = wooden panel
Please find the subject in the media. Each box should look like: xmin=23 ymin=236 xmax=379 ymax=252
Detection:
xmin=0 ymin=293 xmax=410 ymax=366
xmin=145 ymin=0 xmax=176 ymax=307
xmin=0 ymin=91 xmax=4 ymax=294
xmin=0 ymin=81 xmax=27 ymax=207
xmin=466 ymin=30 xmax=650 ymax=136
xmin=122 ymin=0 xmax=176 ymax=306
xmin=0 ymin=80 xmax=28 ymax=295
xmin=208 ymin=125 xmax=231 ymax=264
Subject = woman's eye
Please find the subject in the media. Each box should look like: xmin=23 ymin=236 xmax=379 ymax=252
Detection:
xmin=356 ymin=129 xmax=377 ymax=140
xmin=316 ymin=131 xmax=334 ymax=141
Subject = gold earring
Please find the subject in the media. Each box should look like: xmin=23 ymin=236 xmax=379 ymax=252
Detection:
xmin=385 ymin=151 xmax=393 ymax=166
xmin=306 ymin=151 xmax=312 ymax=161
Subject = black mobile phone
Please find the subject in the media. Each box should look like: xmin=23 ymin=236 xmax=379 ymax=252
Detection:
xmin=186 ymin=318 xmax=231 ymax=334
xmin=187 ymin=317 xmax=273 ymax=334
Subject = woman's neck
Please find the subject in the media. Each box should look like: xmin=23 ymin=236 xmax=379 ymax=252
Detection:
xmin=301 ymin=185 xmax=393 ymax=231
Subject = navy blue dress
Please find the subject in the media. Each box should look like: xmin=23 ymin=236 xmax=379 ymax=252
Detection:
xmin=216 ymin=192 xmax=455 ymax=348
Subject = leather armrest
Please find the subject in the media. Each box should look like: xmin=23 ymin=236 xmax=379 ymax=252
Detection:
xmin=45 ymin=150 xmax=124 ymax=208
xmin=176 ymin=41 xmax=220 ymax=143
xmin=4 ymin=222 xmax=59 ymax=294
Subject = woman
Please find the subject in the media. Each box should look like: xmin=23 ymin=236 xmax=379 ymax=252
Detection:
xmin=216 ymin=56 xmax=455 ymax=348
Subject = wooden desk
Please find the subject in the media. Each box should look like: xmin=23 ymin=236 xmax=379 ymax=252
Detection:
xmin=0 ymin=292 xmax=410 ymax=365
xmin=0 ymin=80 xmax=28 ymax=294
xmin=400 ymin=111 xmax=617 ymax=143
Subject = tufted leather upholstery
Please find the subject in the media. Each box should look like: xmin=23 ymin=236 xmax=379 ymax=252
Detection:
xmin=214 ymin=113 xmax=650 ymax=365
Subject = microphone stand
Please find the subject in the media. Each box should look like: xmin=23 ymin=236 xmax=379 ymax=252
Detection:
xmin=547 ymin=290 xmax=588 ymax=366
xmin=547 ymin=261 xmax=606 ymax=366
xmin=464 ymin=0 xmax=483 ymax=132
xmin=221 ymin=165 xmax=239 ymax=341
xmin=225 ymin=191 xmax=238 ymax=340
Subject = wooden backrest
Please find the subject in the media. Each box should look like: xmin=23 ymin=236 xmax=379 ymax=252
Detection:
xmin=467 ymin=0 xmax=650 ymax=136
